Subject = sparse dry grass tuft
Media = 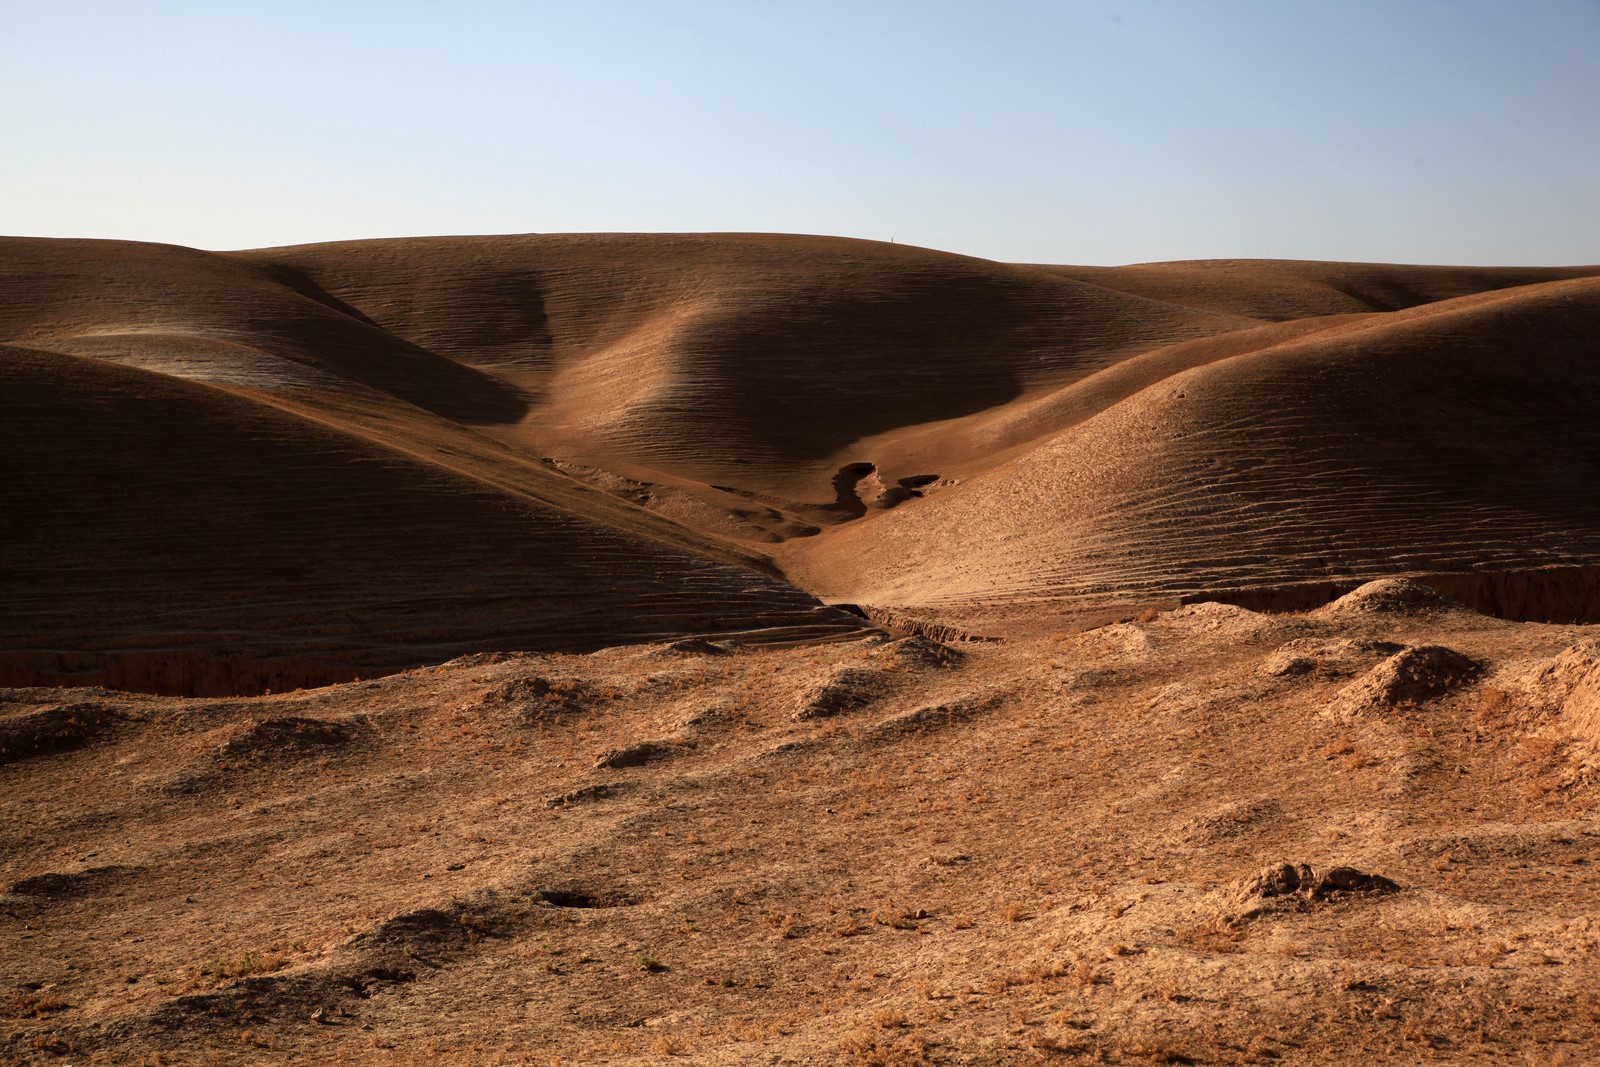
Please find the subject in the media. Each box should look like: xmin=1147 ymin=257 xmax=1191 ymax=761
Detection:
xmin=198 ymin=949 xmax=288 ymax=986
xmin=1171 ymin=914 xmax=1245 ymax=954
xmin=649 ymin=1034 xmax=684 ymax=1056
xmin=7 ymin=991 xmax=69 ymax=1018
xmin=838 ymin=1025 xmax=931 ymax=1066
xmin=765 ymin=910 xmax=806 ymax=939
xmin=1114 ymin=1025 xmax=1194 ymax=1063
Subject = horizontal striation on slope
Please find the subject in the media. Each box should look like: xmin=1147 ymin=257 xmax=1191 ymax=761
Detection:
xmin=0 ymin=236 xmax=821 ymax=570
xmin=809 ymin=276 xmax=1600 ymax=607
xmin=0 ymin=237 xmax=529 ymax=423
xmin=1051 ymin=259 xmax=1600 ymax=322
xmin=0 ymin=346 xmax=863 ymax=693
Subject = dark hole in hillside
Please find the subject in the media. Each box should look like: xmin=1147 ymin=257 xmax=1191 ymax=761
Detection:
xmin=535 ymin=888 xmax=640 ymax=909
xmin=828 ymin=461 xmax=878 ymax=518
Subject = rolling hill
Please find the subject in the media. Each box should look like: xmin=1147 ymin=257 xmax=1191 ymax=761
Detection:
xmin=5 ymin=233 xmax=1600 ymax=688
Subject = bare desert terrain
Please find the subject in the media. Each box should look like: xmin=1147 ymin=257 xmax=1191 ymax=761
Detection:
xmin=4 ymin=234 xmax=1600 ymax=1064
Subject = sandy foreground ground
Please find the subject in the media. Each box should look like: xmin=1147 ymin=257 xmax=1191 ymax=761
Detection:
xmin=5 ymin=582 xmax=1598 ymax=1065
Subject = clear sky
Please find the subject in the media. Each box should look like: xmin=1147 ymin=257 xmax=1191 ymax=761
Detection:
xmin=5 ymin=0 xmax=1598 ymax=265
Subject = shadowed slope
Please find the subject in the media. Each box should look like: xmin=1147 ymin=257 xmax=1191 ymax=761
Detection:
xmin=805 ymin=276 xmax=1600 ymax=608
xmin=0 ymin=346 xmax=859 ymax=694
xmin=0 ymin=237 xmax=820 ymax=562
xmin=246 ymin=233 xmax=1258 ymax=490
xmin=0 ymin=238 xmax=528 ymax=422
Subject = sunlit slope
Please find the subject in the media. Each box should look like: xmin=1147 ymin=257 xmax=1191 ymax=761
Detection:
xmin=0 ymin=345 xmax=856 ymax=690
xmin=804 ymin=276 xmax=1600 ymax=607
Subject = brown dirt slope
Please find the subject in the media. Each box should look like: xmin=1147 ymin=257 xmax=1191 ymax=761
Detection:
xmin=1053 ymin=258 xmax=1600 ymax=321
xmin=240 ymin=233 xmax=1257 ymax=491
xmin=0 ymin=343 xmax=858 ymax=694
xmin=806 ymin=275 xmax=1600 ymax=610
xmin=8 ymin=234 xmax=1600 ymax=1065
xmin=0 ymin=232 xmax=1256 ymax=685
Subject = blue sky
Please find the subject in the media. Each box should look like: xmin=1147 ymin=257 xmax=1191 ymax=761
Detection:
xmin=5 ymin=1 xmax=1598 ymax=264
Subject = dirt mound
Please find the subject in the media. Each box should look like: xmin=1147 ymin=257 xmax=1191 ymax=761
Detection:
xmin=543 ymin=782 xmax=625 ymax=808
xmin=1318 ymin=578 xmax=1464 ymax=617
xmin=868 ymin=635 xmax=963 ymax=669
xmin=793 ymin=667 xmax=885 ymax=720
xmin=1333 ymin=645 xmax=1482 ymax=715
xmin=0 ymin=702 xmax=123 ymax=764
xmin=1523 ymin=640 xmax=1600 ymax=709
xmin=476 ymin=674 xmax=620 ymax=726
xmin=1181 ymin=799 xmax=1281 ymax=844
xmin=593 ymin=739 xmax=687 ymax=769
xmin=217 ymin=717 xmax=362 ymax=759
xmin=1162 ymin=601 xmax=1274 ymax=636
xmin=865 ymin=688 xmax=1004 ymax=740
xmin=350 ymin=907 xmax=485 ymax=962
xmin=1514 ymin=640 xmax=1600 ymax=771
